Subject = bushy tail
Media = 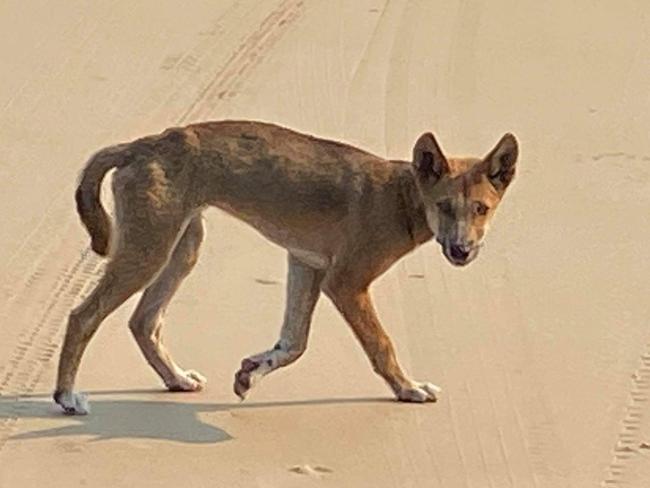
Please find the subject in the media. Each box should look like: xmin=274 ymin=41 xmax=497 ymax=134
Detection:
xmin=75 ymin=144 xmax=130 ymax=256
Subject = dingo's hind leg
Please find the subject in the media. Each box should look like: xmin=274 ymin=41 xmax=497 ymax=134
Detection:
xmin=234 ymin=254 xmax=324 ymax=399
xmin=54 ymin=213 xmax=186 ymax=415
xmin=128 ymin=215 xmax=206 ymax=392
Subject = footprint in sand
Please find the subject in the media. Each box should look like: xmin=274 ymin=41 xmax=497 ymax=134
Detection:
xmin=289 ymin=465 xmax=333 ymax=477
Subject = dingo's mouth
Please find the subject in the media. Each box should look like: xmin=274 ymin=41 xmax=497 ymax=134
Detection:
xmin=439 ymin=241 xmax=480 ymax=267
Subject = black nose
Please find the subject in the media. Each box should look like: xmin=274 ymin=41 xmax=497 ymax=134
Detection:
xmin=449 ymin=244 xmax=470 ymax=261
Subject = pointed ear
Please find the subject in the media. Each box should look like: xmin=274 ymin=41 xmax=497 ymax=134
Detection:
xmin=412 ymin=132 xmax=449 ymax=183
xmin=484 ymin=133 xmax=519 ymax=193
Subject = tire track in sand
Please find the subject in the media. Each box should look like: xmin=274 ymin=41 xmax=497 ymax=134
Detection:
xmin=601 ymin=346 xmax=650 ymax=487
xmin=0 ymin=0 xmax=304 ymax=450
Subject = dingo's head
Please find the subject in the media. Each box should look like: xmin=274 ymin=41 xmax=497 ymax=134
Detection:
xmin=411 ymin=132 xmax=519 ymax=267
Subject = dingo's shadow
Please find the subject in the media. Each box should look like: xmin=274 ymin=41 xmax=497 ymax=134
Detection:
xmin=0 ymin=390 xmax=391 ymax=444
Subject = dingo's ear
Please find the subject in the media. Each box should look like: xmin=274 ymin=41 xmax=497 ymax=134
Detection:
xmin=484 ymin=133 xmax=518 ymax=193
xmin=413 ymin=132 xmax=449 ymax=183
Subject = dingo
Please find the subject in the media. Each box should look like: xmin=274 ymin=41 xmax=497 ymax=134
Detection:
xmin=54 ymin=120 xmax=518 ymax=414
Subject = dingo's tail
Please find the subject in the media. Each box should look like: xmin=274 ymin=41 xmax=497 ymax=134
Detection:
xmin=75 ymin=144 xmax=131 ymax=256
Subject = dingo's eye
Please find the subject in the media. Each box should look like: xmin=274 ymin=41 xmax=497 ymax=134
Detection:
xmin=437 ymin=200 xmax=453 ymax=216
xmin=473 ymin=201 xmax=489 ymax=216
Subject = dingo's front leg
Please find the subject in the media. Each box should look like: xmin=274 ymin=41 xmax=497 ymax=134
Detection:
xmin=324 ymin=285 xmax=440 ymax=403
xmin=234 ymin=254 xmax=325 ymax=399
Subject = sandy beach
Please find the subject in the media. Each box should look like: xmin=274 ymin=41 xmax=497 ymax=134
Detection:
xmin=1 ymin=1 xmax=650 ymax=486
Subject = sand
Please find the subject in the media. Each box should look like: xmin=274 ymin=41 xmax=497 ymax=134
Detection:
xmin=1 ymin=1 xmax=650 ymax=486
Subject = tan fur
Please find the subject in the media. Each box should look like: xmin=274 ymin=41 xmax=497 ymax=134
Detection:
xmin=54 ymin=120 xmax=518 ymax=414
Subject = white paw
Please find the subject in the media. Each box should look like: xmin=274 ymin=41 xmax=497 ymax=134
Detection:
xmin=54 ymin=391 xmax=90 ymax=415
xmin=167 ymin=369 xmax=207 ymax=392
xmin=397 ymin=381 xmax=441 ymax=403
